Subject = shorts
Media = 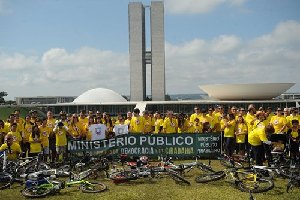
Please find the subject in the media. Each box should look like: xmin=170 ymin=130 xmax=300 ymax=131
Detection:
xmin=43 ymin=146 xmax=50 ymax=155
xmin=56 ymin=146 xmax=66 ymax=154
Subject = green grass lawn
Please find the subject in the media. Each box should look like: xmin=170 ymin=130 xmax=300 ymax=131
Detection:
xmin=0 ymin=106 xmax=46 ymax=121
xmin=1 ymin=160 xmax=299 ymax=200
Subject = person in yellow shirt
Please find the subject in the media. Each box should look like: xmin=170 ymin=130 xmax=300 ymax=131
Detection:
xmin=270 ymin=108 xmax=287 ymax=134
xmin=68 ymin=114 xmax=84 ymax=139
xmin=22 ymin=115 xmax=34 ymax=158
xmin=213 ymin=106 xmax=224 ymax=126
xmin=0 ymin=134 xmax=22 ymax=161
xmin=248 ymin=111 xmax=274 ymax=166
xmin=143 ymin=110 xmax=154 ymax=134
xmin=223 ymin=113 xmax=236 ymax=156
xmin=29 ymin=125 xmax=42 ymax=157
xmin=102 ymin=112 xmax=114 ymax=134
xmin=46 ymin=111 xmax=57 ymax=164
xmin=78 ymin=110 xmax=88 ymax=128
xmin=287 ymin=120 xmax=300 ymax=164
xmin=7 ymin=123 xmax=22 ymax=147
xmin=245 ymin=107 xmax=257 ymax=134
xmin=265 ymin=107 xmax=275 ymax=124
xmin=206 ymin=108 xmax=219 ymax=132
xmin=235 ymin=115 xmax=248 ymax=156
xmin=177 ymin=113 xmax=188 ymax=133
xmin=163 ymin=110 xmax=178 ymax=134
xmin=198 ymin=109 xmax=212 ymax=131
xmin=39 ymin=118 xmax=50 ymax=162
xmin=53 ymin=122 xmax=69 ymax=162
xmin=130 ymin=108 xmax=145 ymax=133
xmin=124 ymin=112 xmax=132 ymax=127
xmin=286 ymin=108 xmax=300 ymax=128
xmin=14 ymin=109 xmax=25 ymax=125
xmin=190 ymin=106 xmax=201 ymax=123
xmin=0 ymin=119 xmax=9 ymax=145
xmin=190 ymin=118 xmax=203 ymax=133
xmin=153 ymin=111 xmax=164 ymax=134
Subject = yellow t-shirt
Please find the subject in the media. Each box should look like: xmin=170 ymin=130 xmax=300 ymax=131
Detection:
xmin=0 ymin=124 xmax=9 ymax=135
xmin=224 ymin=120 xmax=236 ymax=138
xmin=248 ymin=123 xmax=268 ymax=146
xmin=245 ymin=113 xmax=256 ymax=133
xmin=29 ymin=134 xmax=42 ymax=153
xmin=68 ymin=122 xmax=84 ymax=138
xmin=235 ymin=123 xmax=248 ymax=143
xmin=124 ymin=119 xmax=131 ymax=126
xmin=291 ymin=130 xmax=299 ymax=138
xmin=178 ymin=120 xmax=189 ymax=133
xmin=143 ymin=117 xmax=154 ymax=133
xmin=190 ymin=122 xmax=203 ymax=133
xmin=270 ymin=116 xmax=287 ymax=133
xmin=154 ymin=118 xmax=164 ymax=134
xmin=130 ymin=116 xmax=145 ymax=133
xmin=7 ymin=131 xmax=22 ymax=143
xmin=22 ymin=122 xmax=33 ymax=143
xmin=46 ymin=118 xmax=56 ymax=135
xmin=78 ymin=117 xmax=89 ymax=128
xmin=55 ymin=127 xmax=68 ymax=146
xmin=0 ymin=142 xmax=22 ymax=160
xmin=286 ymin=115 xmax=300 ymax=127
xmin=39 ymin=126 xmax=50 ymax=147
xmin=190 ymin=113 xmax=201 ymax=123
xmin=163 ymin=118 xmax=178 ymax=134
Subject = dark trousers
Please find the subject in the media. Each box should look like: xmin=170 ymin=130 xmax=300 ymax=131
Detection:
xmin=225 ymin=137 xmax=235 ymax=157
xmin=22 ymin=142 xmax=30 ymax=158
xmin=252 ymin=145 xmax=265 ymax=165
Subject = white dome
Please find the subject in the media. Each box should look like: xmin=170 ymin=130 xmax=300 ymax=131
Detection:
xmin=73 ymin=88 xmax=127 ymax=103
xmin=199 ymin=83 xmax=295 ymax=100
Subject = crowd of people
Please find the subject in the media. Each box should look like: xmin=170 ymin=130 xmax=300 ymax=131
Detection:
xmin=0 ymin=104 xmax=299 ymax=166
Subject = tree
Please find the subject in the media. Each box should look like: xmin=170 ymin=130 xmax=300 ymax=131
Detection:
xmin=0 ymin=91 xmax=8 ymax=104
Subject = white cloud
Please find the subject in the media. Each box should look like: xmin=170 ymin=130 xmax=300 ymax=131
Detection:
xmin=0 ymin=53 xmax=38 ymax=70
xmin=164 ymin=0 xmax=246 ymax=14
xmin=1 ymin=47 xmax=129 ymax=99
xmin=165 ymin=20 xmax=300 ymax=93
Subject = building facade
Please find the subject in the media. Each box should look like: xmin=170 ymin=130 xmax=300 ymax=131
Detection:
xmin=129 ymin=1 xmax=165 ymax=101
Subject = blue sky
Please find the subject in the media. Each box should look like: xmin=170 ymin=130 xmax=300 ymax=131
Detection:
xmin=0 ymin=0 xmax=300 ymax=100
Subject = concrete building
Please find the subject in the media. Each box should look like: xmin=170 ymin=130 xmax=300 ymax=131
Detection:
xmin=15 ymin=96 xmax=76 ymax=105
xmin=129 ymin=1 xmax=165 ymax=101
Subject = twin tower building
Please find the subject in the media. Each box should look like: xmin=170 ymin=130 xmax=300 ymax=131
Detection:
xmin=129 ymin=1 xmax=165 ymax=101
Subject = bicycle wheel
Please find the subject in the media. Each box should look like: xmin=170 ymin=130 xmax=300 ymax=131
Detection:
xmin=195 ymin=171 xmax=225 ymax=183
xmin=168 ymin=171 xmax=190 ymax=185
xmin=21 ymin=186 xmax=52 ymax=198
xmin=0 ymin=172 xmax=12 ymax=190
xmin=25 ymin=162 xmax=50 ymax=174
xmin=80 ymin=182 xmax=107 ymax=193
xmin=110 ymin=171 xmax=138 ymax=183
xmin=278 ymin=166 xmax=299 ymax=179
xmin=238 ymin=178 xmax=274 ymax=193
xmin=197 ymin=163 xmax=215 ymax=173
xmin=220 ymin=159 xmax=243 ymax=169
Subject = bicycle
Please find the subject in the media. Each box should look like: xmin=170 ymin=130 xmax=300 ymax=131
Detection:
xmin=195 ymin=167 xmax=274 ymax=193
xmin=110 ymin=164 xmax=190 ymax=185
xmin=21 ymin=173 xmax=107 ymax=198
xmin=218 ymin=153 xmax=250 ymax=169
xmin=286 ymin=174 xmax=300 ymax=193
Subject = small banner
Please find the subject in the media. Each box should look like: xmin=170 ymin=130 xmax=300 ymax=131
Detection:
xmin=67 ymin=133 xmax=222 ymax=158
